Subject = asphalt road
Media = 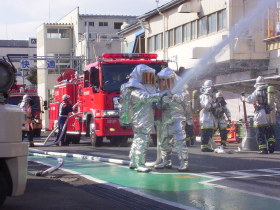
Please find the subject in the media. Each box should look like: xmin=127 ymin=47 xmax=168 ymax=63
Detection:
xmin=2 ymin=133 xmax=280 ymax=209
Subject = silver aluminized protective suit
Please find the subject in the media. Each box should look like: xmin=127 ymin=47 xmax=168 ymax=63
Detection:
xmin=199 ymin=88 xmax=217 ymax=129
xmin=120 ymin=64 xmax=161 ymax=172
xmin=155 ymin=67 xmax=188 ymax=171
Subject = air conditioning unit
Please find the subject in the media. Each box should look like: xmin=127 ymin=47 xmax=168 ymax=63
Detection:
xmin=178 ymin=0 xmax=200 ymax=13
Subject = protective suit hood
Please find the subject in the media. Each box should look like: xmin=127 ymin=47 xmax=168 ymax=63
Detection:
xmin=124 ymin=64 xmax=155 ymax=90
xmin=157 ymin=67 xmax=179 ymax=81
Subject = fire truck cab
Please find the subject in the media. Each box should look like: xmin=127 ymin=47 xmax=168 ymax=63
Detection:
xmin=49 ymin=53 xmax=167 ymax=146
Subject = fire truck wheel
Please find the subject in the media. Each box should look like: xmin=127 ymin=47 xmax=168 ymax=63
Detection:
xmin=110 ymin=136 xmax=128 ymax=147
xmin=72 ymin=135 xmax=81 ymax=144
xmin=0 ymin=172 xmax=8 ymax=206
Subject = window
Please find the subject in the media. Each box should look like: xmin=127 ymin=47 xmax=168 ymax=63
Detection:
xmin=85 ymin=22 xmax=94 ymax=26
xmin=208 ymin=13 xmax=217 ymax=34
xmin=155 ymin=33 xmax=162 ymax=51
xmin=165 ymin=31 xmax=169 ymax=48
xmin=148 ymin=36 xmax=155 ymax=52
xmin=47 ymin=28 xmax=70 ymax=39
xmin=218 ymin=9 xmax=227 ymax=31
xmin=198 ymin=17 xmax=207 ymax=37
xmin=183 ymin=23 xmax=191 ymax=42
xmin=99 ymin=22 xmax=108 ymax=26
xmin=114 ymin=22 xmax=123 ymax=29
xmin=174 ymin=26 xmax=182 ymax=45
xmin=191 ymin=21 xmax=197 ymax=39
xmin=168 ymin=29 xmax=174 ymax=47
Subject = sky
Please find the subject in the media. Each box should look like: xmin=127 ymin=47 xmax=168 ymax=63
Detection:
xmin=0 ymin=0 xmax=171 ymax=40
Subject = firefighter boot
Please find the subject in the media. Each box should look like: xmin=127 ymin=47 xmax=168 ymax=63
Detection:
xmin=29 ymin=141 xmax=35 ymax=147
xmin=258 ymin=144 xmax=268 ymax=154
xmin=178 ymin=160 xmax=189 ymax=172
xmin=268 ymin=138 xmax=276 ymax=154
xmin=154 ymin=153 xmax=172 ymax=169
xmin=258 ymin=149 xmax=268 ymax=154
xmin=221 ymin=141 xmax=227 ymax=148
xmin=136 ymin=154 xmax=151 ymax=173
xmin=175 ymin=140 xmax=189 ymax=172
xmin=201 ymin=145 xmax=214 ymax=152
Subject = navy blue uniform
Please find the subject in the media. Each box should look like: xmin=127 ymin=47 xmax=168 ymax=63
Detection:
xmin=56 ymin=102 xmax=73 ymax=145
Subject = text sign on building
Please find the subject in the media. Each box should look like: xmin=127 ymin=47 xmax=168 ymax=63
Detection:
xmin=20 ymin=59 xmax=30 ymax=69
xmin=47 ymin=60 xmax=56 ymax=69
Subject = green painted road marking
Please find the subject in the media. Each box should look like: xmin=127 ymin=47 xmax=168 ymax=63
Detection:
xmin=29 ymin=156 xmax=280 ymax=210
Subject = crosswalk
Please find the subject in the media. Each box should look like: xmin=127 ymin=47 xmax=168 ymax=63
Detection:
xmin=201 ymin=168 xmax=280 ymax=179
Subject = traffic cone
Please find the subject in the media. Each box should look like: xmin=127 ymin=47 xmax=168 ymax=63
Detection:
xmin=241 ymin=126 xmax=258 ymax=151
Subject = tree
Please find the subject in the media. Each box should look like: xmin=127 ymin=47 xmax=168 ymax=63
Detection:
xmin=26 ymin=66 xmax=37 ymax=85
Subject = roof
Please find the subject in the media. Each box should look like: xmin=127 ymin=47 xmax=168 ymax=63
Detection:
xmin=80 ymin=14 xmax=137 ymax=18
xmin=137 ymin=0 xmax=187 ymax=21
xmin=0 ymin=40 xmax=29 ymax=48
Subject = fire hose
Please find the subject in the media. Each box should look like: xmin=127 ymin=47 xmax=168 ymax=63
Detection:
xmin=29 ymin=112 xmax=82 ymax=176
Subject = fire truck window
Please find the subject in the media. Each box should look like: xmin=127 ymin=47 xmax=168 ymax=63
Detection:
xmin=101 ymin=63 xmax=166 ymax=91
xmin=84 ymin=70 xmax=90 ymax=88
xmin=90 ymin=67 xmax=100 ymax=89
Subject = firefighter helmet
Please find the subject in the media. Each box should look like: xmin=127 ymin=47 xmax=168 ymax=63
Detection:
xmin=202 ymin=80 xmax=214 ymax=88
xmin=23 ymin=94 xmax=30 ymax=102
xmin=216 ymin=91 xmax=223 ymax=98
xmin=254 ymin=76 xmax=267 ymax=87
xmin=62 ymin=94 xmax=70 ymax=100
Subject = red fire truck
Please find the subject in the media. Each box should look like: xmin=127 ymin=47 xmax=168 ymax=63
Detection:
xmin=49 ymin=53 xmax=168 ymax=146
xmin=7 ymin=84 xmax=46 ymax=137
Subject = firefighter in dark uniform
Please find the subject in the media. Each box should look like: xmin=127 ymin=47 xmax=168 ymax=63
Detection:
xmin=214 ymin=92 xmax=231 ymax=147
xmin=55 ymin=94 xmax=77 ymax=146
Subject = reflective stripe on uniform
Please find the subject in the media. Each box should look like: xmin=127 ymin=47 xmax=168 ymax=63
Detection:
xmin=201 ymin=144 xmax=208 ymax=149
xmin=200 ymin=126 xmax=215 ymax=129
xmin=268 ymin=138 xmax=276 ymax=142
xmin=259 ymin=144 xmax=267 ymax=149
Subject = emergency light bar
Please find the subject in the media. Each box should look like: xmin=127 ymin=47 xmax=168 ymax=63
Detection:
xmin=102 ymin=53 xmax=158 ymax=60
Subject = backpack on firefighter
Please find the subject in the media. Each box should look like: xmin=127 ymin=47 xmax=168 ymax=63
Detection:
xmin=255 ymin=86 xmax=274 ymax=114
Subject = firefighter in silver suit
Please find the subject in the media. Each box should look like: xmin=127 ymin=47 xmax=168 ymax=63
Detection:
xmin=120 ymin=64 xmax=163 ymax=172
xmin=214 ymin=92 xmax=231 ymax=147
xmin=154 ymin=67 xmax=189 ymax=171
xmin=199 ymin=80 xmax=217 ymax=152
xmin=243 ymin=76 xmax=276 ymax=154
